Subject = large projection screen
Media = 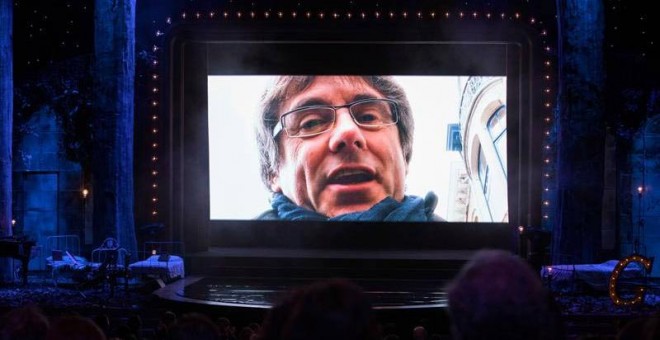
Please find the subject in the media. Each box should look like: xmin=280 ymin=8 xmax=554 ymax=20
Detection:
xmin=165 ymin=22 xmax=540 ymax=252
xmin=208 ymin=75 xmax=508 ymax=223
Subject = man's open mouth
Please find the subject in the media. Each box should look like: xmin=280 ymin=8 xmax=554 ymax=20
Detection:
xmin=328 ymin=169 xmax=375 ymax=185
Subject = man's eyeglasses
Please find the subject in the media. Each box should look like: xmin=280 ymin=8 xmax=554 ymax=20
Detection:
xmin=272 ymin=98 xmax=399 ymax=138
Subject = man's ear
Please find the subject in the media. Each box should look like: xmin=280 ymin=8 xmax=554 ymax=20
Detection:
xmin=270 ymin=173 xmax=282 ymax=192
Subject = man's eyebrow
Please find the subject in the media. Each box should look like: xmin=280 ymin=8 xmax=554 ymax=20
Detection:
xmin=352 ymin=93 xmax=382 ymax=102
xmin=292 ymin=93 xmax=382 ymax=109
xmin=292 ymin=98 xmax=329 ymax=109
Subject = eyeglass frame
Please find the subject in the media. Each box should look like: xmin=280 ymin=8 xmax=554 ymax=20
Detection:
xmin=272 ymin=98 xmax=400 ymax=138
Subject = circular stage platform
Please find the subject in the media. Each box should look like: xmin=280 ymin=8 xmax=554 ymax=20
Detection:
xmin=153 ymin=276 xmax=448 ymax=309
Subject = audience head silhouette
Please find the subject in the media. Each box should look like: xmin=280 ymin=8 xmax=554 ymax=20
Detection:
xmin=45 ymin=315 xmax=106 ymax=340
xmin=0 ymin=305 xmax=50 ymax=340
xmin=257 ymin=278 xmax=380 ymax=340
xmin=446 ymin=249 xmax=563 ymax=340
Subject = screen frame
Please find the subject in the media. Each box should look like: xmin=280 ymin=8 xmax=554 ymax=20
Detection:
xmin=157 ymin=19 xmax=542 ymax=253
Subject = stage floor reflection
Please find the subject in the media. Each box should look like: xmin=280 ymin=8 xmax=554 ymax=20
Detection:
xmin=154 ymin=276 xmax=448 ymax=309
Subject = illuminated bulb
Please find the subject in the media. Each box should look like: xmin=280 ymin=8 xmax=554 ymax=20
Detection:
xmin=472 ymin=12 xmax=477 ymax=18
xmin=445 ymin=12 xmax=450 ymax=18
xmin=151 ymin=156 xmax=158 ymax=161
xmin=486 ymin=13 xmax=491 ymax=18
xmin=417 ymin=12 xmax=422 ymax=18
xmin=152 ymin=249 xmax=157 ymax=255
xmin=152 ymin=115 xmax=158 ymax=120
xmin=195 ymin=12 xmax=201 ymax=19
xmin=152 ymin=143 xmax=158 ymax=148
xmin=543 ymin=201 xmax=550 ymax=206
xmin=210 ymin=12 xmax=215 ymax=18
xmin=459 ymin=12 xmax=464 ymax=18
xmin=152 ymin=60 xmax=158 ymax=65
xmin=152 ymin=197 xmax=158 ymax=202
xmin=264 ymin=11 xmax=270 ymax=18
xmin=82 ymin=188 xmax=89 ymax=198
xmin=152 ymin=45 xmax=159 ymax=52
xmin=545 ymin=103 xmax=551 ymax=108
xmin=166 ymin=17 xmax=171 ymax=24
xmin=545 ymin=159 xmax=550 ymax=163
xmin=319 ymin=12 xmax=325 ymax=19
xmin=152 ymin=128 xmax=158 ymax=133
xmin=333 ymin=13 xmax=338 ymax=19
xmin=237 ymin=12 xmax=242 ymax=18
xmin=152 ymin=87 xmax=159 ymax=93
xmin=11 ymin=219 xmax=16 ymax=226
xmin=250 ymin=12 xmax=255 ymax=18
xmin=152 ymin=74 xmax=158 ymax=80
xmin=152 ymin=211 xmax=158 ymax=215
xmin=545 ymin=61 xmax=551 ymax=66
xmin=402 ymin=12 xmax=407 ymax=18
xmin=544 ymin=188 xmax=549 ymax=192
xmin=151 ymin=101 xmax=158 ymax=106
xmin=375 ymin=11 xmax=380 ymax=18
xmin=518 ymin=225 xmax=524 ymax=233
xmin=530 ymin=18 xmax=536 ymax=24
xmin=277 ymin=11 xmax=283 ymax=18
xmin=152 ymin=183 xmax=158 ymax=188
xmin=346 ymin=13 xmax=351 ymax=19
xmin=181 ymin=12 xmax=186 ymax=19
xmin=543 ymin=215 xmax=549 ymax=219
xmin=637 ymin=186 xmax=644 ymax=194
xmin=152 ymin=171 xmax=158 ymax=176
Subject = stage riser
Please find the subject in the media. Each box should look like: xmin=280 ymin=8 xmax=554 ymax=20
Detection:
xmin=185 ymin=256 xmax=467 ymax=280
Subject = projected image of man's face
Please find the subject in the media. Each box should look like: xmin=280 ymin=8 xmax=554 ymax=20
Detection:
xmin=270 ymin=76 xmax=407 ymax=218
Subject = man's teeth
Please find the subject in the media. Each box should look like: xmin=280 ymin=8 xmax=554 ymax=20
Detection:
xmin=330 ymin=170 xmax=373 ymax=184
xmin=335 ymin=170 xmax=367 ymax=179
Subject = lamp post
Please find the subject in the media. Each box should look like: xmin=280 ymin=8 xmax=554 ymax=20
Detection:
xmin=82 ymin=188 xmax=91 ymax=244
xmin=635 ymin=186 xmax=644 ymax=255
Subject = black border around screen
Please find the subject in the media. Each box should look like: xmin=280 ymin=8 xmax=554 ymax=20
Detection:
xmin=164 ymin=21 xmax=541 ymax=253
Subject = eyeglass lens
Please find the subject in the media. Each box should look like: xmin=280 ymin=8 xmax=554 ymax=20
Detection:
xmin=283 ymin=99 xmax=397 ymax=137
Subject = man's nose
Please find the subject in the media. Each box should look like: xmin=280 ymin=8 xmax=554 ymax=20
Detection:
xmin=328 ymin=109 xmax=367 ymax=153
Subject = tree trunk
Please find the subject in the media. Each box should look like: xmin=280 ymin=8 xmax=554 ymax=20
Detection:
xmin=553 ymin=0 xmax=606 ymax=264
xmin=92 ymin=0 xmax=137 ymax=258
xmin=0 ymin=0 xmax=14 ymax=281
